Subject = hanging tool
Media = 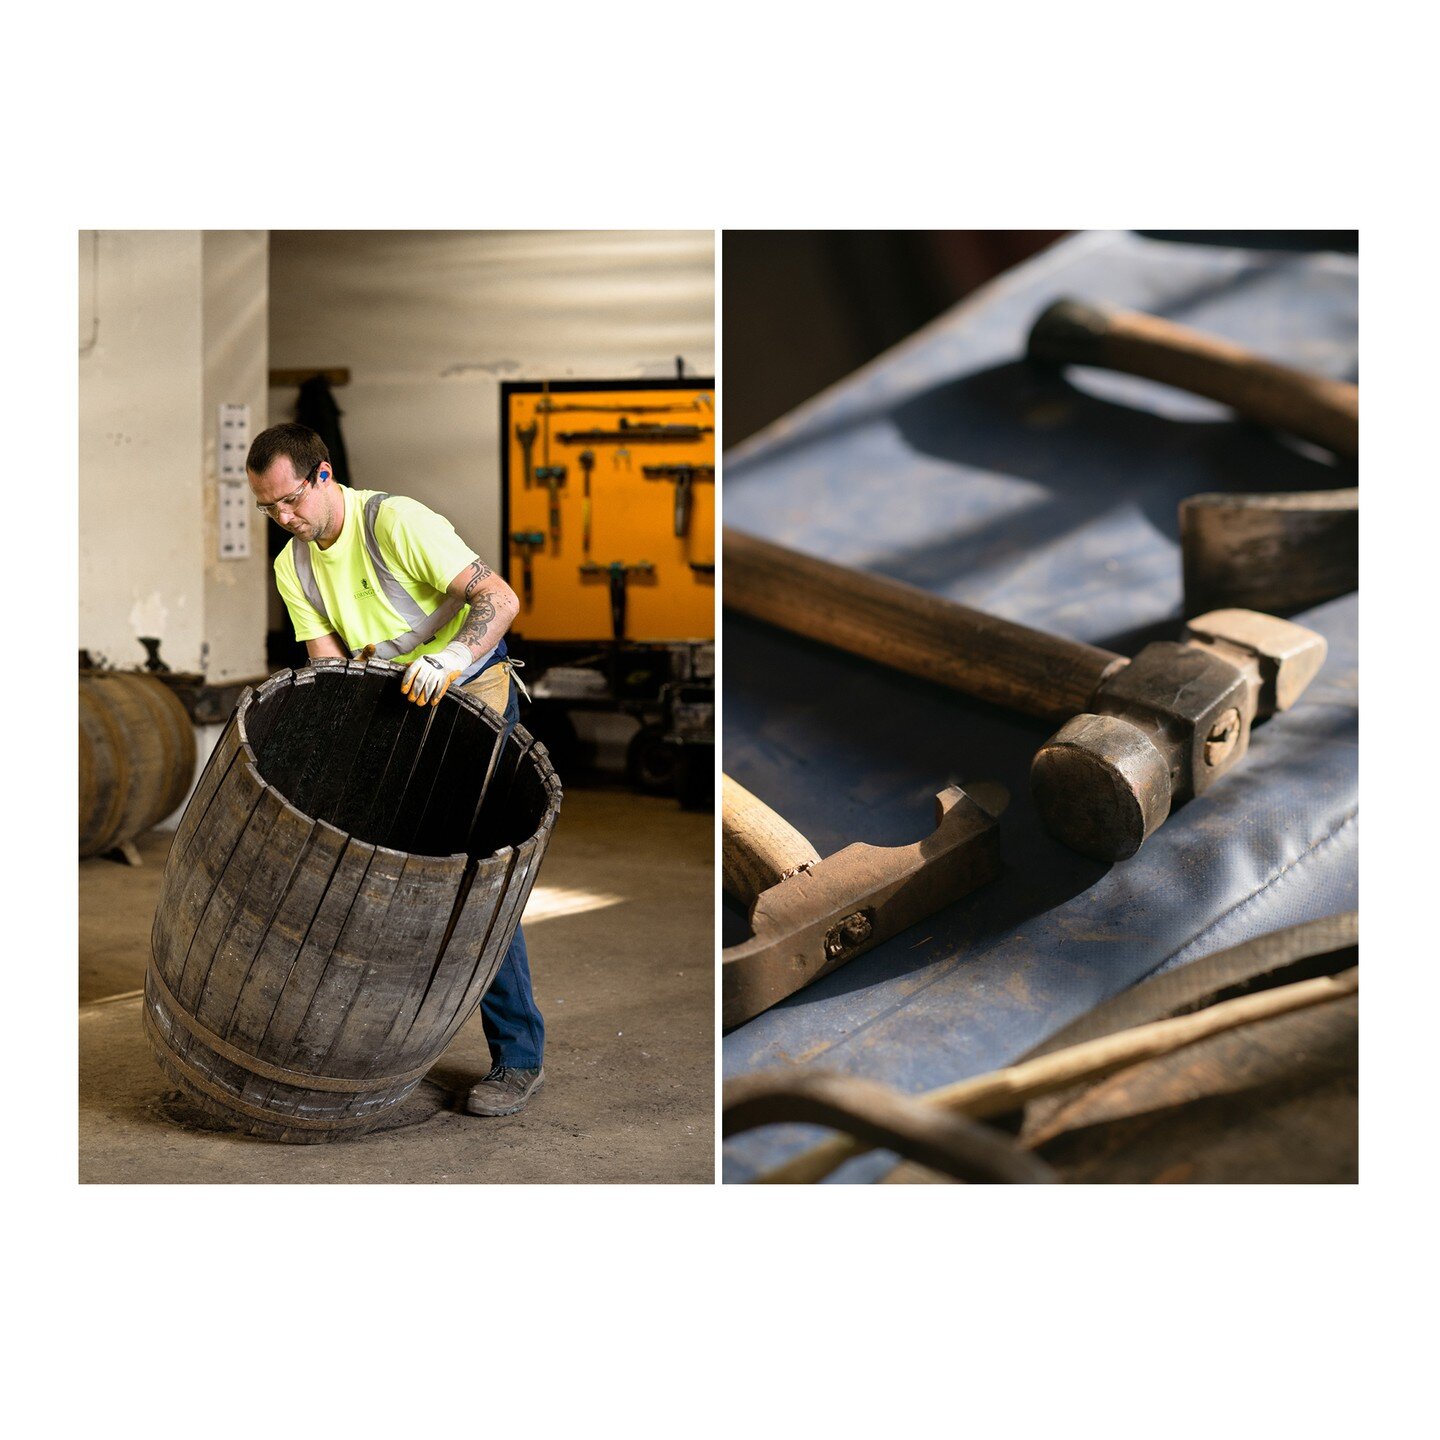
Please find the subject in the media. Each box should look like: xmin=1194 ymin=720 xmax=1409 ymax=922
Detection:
xmin=534 ymin=466 xmax=566 ymax=554
xmin=722 ymin=774 xmax=1001 ymax=1030
xmin=536 ymin=399 xmax=701 ymax=414
xmin=579 ymin=560 xmax=655 ymax=643
xmin=1027 ymin=298 xmax=1358 ymax=614
xmin=509 ymin=530 xmax=544 ymax=609
xmin=578 ymin=450 xmax=595 ymax=556
xmin=725 ymin=527 xmax=1326 ymax=863
xmin=643 ymin=464 xmax=714 ymax=537
xmin=557 ymin=420 xmax=713 ymax=444
xmin=514 ymin=420 xmax=538 ymax=489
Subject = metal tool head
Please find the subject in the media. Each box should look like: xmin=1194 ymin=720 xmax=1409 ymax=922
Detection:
xmin=721 ymin=786 xmax=1001 ymax=1030
xmin=1183 ymin=608 xmax=1328 ymax=717
xmin=1031 ymin=609 xmax=1326 ymax=862
xmin=1031 ymin=713 xmax=1174 ymax=862
xmin=1180 ymin=490 xmax=1358 ymax=618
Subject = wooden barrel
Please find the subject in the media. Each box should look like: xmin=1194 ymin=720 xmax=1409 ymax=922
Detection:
xmin=79 ymin=671 xmax=197 ymax=858
xmin=143 ymin=658 xmax=562 ymax=1142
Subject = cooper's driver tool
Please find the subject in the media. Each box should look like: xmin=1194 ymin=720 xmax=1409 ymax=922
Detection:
xmin=514 ymin=420 xmax=538 ymax=488
xmin=509 ymin=530 xmax=544 ymax=609
xmin=746 ymin=912 xmax=1358 ymax=1183
xmin=722 ymin=774 xmax=1000 ymax=1031
xmin=536 ymin=399 xmax=701 ymax=414
xmin=579 ymin=560 xmax=655 ymax=642
xmin=534 ymin=465 xmax=566 ymax=553
xmin=724 ymin=528 xmax=1326 ymax=862
xmin=557 ymin=420 xmax=714 ymax=444
xmin=723 ymin=1071 xmax=1056 ymax=1182
xmin=643 ymin=463 xmax=714 ymax=537
xmin=578 ymin=449 xmax=595 ymax=556
xmin=1027 ymin=298 xmax=1359 ymax=615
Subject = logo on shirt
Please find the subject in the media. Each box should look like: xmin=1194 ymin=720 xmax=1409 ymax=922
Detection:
xmin=355 ymin=576 xmax=378 ymax=601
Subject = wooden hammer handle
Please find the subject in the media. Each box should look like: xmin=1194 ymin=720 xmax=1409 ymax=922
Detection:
xmin=724 ymin=528 xmax=1122 ymax=724
xmin=1029 ymin=299 xmax=1359 ymax=458
xmin=722 ymin=774 xmax=822 ymax=910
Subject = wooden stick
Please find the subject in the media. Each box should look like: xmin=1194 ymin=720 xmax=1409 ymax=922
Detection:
xmin=754 ymin=967 xmax=1357 ymax=1184
xmin=724 ymin=527 xmax=1124 ymax=725
xmin=721 ymin=773 xmax=821 ymax=909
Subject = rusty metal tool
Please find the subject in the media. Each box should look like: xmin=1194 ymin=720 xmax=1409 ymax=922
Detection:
xmin=643 ymin=463 xmax=714 ymax=537
xmin=514 ymin=420 xmax=538 ymax=489
xmin=742 ymin=913 xmax=1357 ymax=1183
xmin=1027 ymin=298 xmax=1358 ymax=615
xmin=578 ymin=450 xmax=595 ymax=556
xmin=725 ymin=528 xmax=1326 ymax=862
xmin=557 ymin=421 xmax=714 ymax=444
xmin=579 ymin=560 xmax=656 ymax=642
xmin=509 ymin=530 xmax=544 ymax=609
xmin=534 ymin=465 xmax=566 ymax=553
xmin=536 ymin=399 xmax=701 ymax=414
xmin=1178 ymin=487 xmax=1357 ymax=617
xmin=724 ymin=1070 xmax=1056 ymax=1182
xmin=722 ymin=773 xmax=1000 ymax=1030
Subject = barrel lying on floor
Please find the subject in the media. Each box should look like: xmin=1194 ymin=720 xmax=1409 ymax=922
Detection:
xmin=143 ymin=658 xmax=562 ymax=1143
xmin=79 ymin=670 xmax=196 ymax=859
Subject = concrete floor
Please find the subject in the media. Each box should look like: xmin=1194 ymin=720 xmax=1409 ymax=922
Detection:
xmin=79 ymin=787 xmax=714 ymax=1183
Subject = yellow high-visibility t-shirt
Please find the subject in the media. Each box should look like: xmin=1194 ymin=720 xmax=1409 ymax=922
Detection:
xmin=273 ymin=487 xmax=481 ymax=663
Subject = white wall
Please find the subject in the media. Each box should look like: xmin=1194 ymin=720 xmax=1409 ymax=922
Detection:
xmin=78 ymin=230 xmax=270 ymax=680
xmin=79 ymin=231 xmax=205 ymax=671
xmin=266 ymin=230 xmax=715 ymax=568
xmin=201 ymin=232 xmax=270 ymax=680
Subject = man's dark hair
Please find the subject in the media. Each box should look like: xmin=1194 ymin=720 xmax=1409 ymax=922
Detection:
xmin=246 ymin=423 xmax=330 ymax=479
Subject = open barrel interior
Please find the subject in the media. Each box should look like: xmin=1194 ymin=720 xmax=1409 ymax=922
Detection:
xmin=242 ymin=663 xmax=551 ymax=862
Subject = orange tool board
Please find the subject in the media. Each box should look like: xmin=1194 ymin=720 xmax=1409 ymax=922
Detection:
xmin=500 ymin=379 xmax=715 ymax=643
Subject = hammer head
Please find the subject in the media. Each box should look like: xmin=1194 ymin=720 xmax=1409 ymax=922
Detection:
xmin=1183 ymin=608 xmax=1328 ymax=717
xmin=1031 ymin=609 xmax=1326 ymax=862
xmin=1180 ymin=490 xmax=1358 ymax=618
xmin=721 ymin=787 xmax=1001 ymax=1030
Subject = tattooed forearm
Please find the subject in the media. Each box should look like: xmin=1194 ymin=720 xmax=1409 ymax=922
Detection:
xmin=449 ymin=557 xmax=515 ymax=658
xmin=454 ymin=590 xmax=502 ymax=654
xmin=460 ymin=559 xmax=493 ymax=601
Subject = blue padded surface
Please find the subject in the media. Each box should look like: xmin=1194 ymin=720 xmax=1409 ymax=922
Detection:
xmin=721 ymin=231 xmax=1358 ymax=1184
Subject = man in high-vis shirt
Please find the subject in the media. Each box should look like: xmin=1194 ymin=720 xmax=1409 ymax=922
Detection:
xmin=246 ymin=422 xmax=546 ymax=1117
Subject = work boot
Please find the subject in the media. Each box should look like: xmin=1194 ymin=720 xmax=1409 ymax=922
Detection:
xmin=463 ymin=1064 xmax=544 ymax=1116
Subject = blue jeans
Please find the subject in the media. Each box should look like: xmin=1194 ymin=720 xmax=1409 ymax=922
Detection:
xmin=477 ymin=678 xmax=545 ymax=1070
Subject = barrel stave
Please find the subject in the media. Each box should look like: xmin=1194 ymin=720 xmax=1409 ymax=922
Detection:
xmin=223 ymin=821 xmax=351 ymax=1053
xmin=321 ymin=851 xmax=470 ymax=1081
xmin=387 ymin=849 xmax=518 ymax=1072
xmin=172 ymin=768 xmax=279 ymax=1016
xmin=238 ymin=835 xmax=378 ymax=1101
xmin=151 ymin=754 xmax=265 ymax=997
xmin=190 ymin=798 xmax=315 ymax=1039
xmin=281 ymin=845 xmax=409 ymax=1080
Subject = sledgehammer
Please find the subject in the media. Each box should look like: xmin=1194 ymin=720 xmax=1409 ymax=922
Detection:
xmin=724 ymin=528 xmax=1326 ymax=864
xmin=722 ymin=774 xmax=1000 ymax=1030
xmin=1027 ymin=298 xmax=1359 ymax=615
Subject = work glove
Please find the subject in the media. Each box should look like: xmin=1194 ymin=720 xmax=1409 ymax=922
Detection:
xmin=350 ymin=644 xmax=377 ymax=662
xmin=401 ymin=640 xmax=472 ymax=706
